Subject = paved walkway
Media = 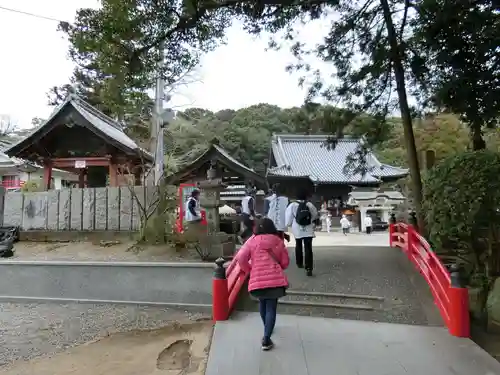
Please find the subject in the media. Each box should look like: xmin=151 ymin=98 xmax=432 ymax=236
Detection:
xmin=287 ymin=231 xmax=389 ymax=247
xmin=205 ymin=312 xmax=500 ymax=375
xmin=270 ymin=245 xmax=433 ymax=324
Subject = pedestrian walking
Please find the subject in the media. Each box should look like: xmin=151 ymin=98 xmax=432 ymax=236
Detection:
xmin=263 ymin=188 xmax=276 ymax=218
xmin=240 ymin=188 xmax=256 ymax=242
xmin=285 ymin=189 xmax=318 ymax=276
xmin=340 ymin=214 xmax=350 ymax=235
xmin=364 ymin=215 xmax=373 ymax=234
xmin=266 ymin=184 xmax=290 ymax=241
xmin=234 ymin=218 xmax=290 ymax=351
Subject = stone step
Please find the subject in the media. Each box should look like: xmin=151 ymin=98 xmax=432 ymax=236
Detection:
xmin=237 ymin=288 xmax=420 ymax=324
xmin=251 ymin=290 xmax=384 ymax=311
xmin=281 ymin=290 xmax=384 ymax=311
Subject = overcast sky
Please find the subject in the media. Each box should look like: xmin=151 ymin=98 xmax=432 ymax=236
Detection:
xmin=0 ymin=0 xmax=330 ymax=128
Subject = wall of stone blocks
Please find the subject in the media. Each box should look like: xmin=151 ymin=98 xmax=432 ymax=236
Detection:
xmin=2 ymin=186 xmax=155 ymax=231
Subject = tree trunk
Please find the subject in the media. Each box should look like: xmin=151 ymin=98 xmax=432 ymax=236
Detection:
xmin=472 ymin=123 xmax=486 ymax=150
xmin=380 ymin=0 xmax=425 ymax=231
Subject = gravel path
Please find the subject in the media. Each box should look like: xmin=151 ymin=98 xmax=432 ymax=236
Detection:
xmin=0 ymin=302 xmax=210 ymax=367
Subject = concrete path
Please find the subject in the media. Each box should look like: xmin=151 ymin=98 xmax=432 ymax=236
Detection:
xmin=205 ymin=312 xmax=500 ymax=375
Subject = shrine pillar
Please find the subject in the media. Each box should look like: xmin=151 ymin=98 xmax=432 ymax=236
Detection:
xmin=109 ymin=162 xmax=119 ymax=187
xmin=134 ymin=168 xmax=142 ymax=186
xmin=78 ymin=170 xmax=86 ymax=188
xmin=42 ymin=161 xmax=52 ymax=191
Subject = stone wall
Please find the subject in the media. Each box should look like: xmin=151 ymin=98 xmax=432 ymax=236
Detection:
xmin=2 ymin=186 xmax=155 ymax=231
xmin=0 ymin=261 xmax=213 ymax=307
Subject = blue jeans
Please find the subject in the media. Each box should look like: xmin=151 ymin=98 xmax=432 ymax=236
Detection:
xmin=259 ymin=298 xmax=278 ymax=340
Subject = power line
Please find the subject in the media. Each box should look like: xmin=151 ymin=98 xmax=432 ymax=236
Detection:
xmin=0 ymin=5 xmax=67 ymax=23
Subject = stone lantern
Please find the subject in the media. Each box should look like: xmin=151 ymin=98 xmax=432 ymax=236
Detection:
xmin=197 ymin=160 xmax=234 ymax=259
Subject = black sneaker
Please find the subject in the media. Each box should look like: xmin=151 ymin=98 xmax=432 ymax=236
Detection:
xmin=261 ymin=338 xmax=274 ymax=351
xmin=297 ymin=264 xmax=304 ymax=268
xmin=306 ymin=269 xmax=313 ymax=277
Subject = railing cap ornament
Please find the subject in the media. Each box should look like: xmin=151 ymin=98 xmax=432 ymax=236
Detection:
xmin=449 ymin=263 xmax=467 ymax=288
xmin=389 ymin=212 xmax=396 ymax=224
xmin=214 ymin=257 xmax=226 ymax=279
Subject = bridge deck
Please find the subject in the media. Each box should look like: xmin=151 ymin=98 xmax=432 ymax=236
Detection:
xmin=205 ymin=312 xmax=500 ymax=375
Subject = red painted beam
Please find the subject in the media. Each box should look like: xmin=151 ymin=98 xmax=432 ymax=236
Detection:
xmin=51 ymin=157 xmax=111 ymax=168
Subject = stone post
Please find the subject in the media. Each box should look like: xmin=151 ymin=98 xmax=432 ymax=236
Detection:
xmin=198 ymin=164 xmax=234 ymax=259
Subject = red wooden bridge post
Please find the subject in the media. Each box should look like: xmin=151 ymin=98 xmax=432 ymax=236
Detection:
xmin=448 ymin=264 xmax=470 ymax=337
xmin=212 ymin=257 xmax=229 ymax=322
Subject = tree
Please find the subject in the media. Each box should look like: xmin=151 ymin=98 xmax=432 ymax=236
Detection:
xmin=57 ymin=0 xmax=426 ymax=224
xmin=0 ymin=115 xmax=17 ymax=149
xmin=50 ymin=0 xmax=228 ymax=130
xmin=411 ymin=1 xmax=500 ymax=150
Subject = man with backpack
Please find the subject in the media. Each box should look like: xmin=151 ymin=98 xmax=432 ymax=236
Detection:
xmin=285 ymin=189 xmax=318 ymax=276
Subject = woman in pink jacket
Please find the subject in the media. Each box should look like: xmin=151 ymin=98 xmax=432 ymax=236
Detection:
xmin=235 ymin=218 xmax=290 ymax=351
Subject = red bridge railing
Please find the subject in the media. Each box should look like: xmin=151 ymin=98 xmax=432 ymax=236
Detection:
xmin=390 ymin=222 xmax=470 ymax=337
xmin=212 ymin=257 xmax=249 ymax=321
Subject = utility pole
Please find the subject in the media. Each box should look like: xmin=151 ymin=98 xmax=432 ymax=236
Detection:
xmin=153 ymin=41 xmax=165 ymax=186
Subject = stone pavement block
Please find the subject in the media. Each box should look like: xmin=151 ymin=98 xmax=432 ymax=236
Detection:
xmin=302 ymin=343 xmax=358 ymax=375
xmin=206 ymin=312 xmax=500 ymax=375
xmin=205 ymin=319 xmax=259 ymax=375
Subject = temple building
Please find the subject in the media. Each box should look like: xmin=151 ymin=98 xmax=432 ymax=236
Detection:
xmin=266 ymin=134 xmax=408 ymax=203
xmin=4 ymin=95 xmax=152 ymax=190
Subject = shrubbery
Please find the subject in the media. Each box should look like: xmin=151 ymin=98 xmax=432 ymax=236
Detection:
xmin=422 ymin=150 xmax=500 ymax=289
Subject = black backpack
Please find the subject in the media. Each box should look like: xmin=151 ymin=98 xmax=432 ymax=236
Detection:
xmin=295 ymin=201 xmax=312 ymax=226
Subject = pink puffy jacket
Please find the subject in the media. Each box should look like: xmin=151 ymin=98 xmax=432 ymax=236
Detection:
xmin=235 ymin=234 xmax=290 ymax=292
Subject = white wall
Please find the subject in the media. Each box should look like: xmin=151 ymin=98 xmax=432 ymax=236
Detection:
xmin=18 ymin=171 xmax=63 ymax=190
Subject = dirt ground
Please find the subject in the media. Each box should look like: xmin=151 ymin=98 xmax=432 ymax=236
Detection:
xmin=1 ymin=320 xmax=213 ymax=375
xmin=10 ymin=240 xmax=202 ymax=262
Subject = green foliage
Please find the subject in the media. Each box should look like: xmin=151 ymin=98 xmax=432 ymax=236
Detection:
xmin=168 ymin=103 xmax=399 ymax=171
xmin=50 ymin=0 xmax=230 ymax=125
xmin=411 ymin=1 xmax=500 ymax=149
xmin=377 ymin=114 xmax=471 ymax=168
xmin=422 ymin=150 xmax=500 ymax=276
xmin=21 ymin=181 xmax=41 ymax=193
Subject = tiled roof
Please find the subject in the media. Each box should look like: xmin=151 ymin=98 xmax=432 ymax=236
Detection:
xmin=171 ymin=143 xmax=267 ymax=190
xmin=213 ymin=144 xmax=257 ymax=175
xmin=267 ymin=134 xmax=408 ymax=184
xmin=5 ymin=95 xmax=152 ymax=160
xmin=0 ymin=151 xmax=75 ymax=175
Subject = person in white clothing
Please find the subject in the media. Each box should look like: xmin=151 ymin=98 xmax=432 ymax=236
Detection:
xmin=184 ymin=189 xmax=206 ymax=247
xmin=364 ymin=215 xmax=373 ymax=234
xmin=263 ymin=188 xmax=276 ymax=218
xmin=185 ymin=189 xmax=201 ymax=223
xmin=240 ymin=188 xmax=256 ymax=241
xmin=267 ymin=184 xmax=290 ymax=241
xmin=285 ymin=189 xmax=318 ymax=276
xmin=340 ymin=214 xmax=350 ymax=235
xmin=326 ymin=213 xmax=332 ymax=233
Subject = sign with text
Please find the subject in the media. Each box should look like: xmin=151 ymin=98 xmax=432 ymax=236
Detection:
xmin=74 ymin=160 xmax=86 ymax=169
